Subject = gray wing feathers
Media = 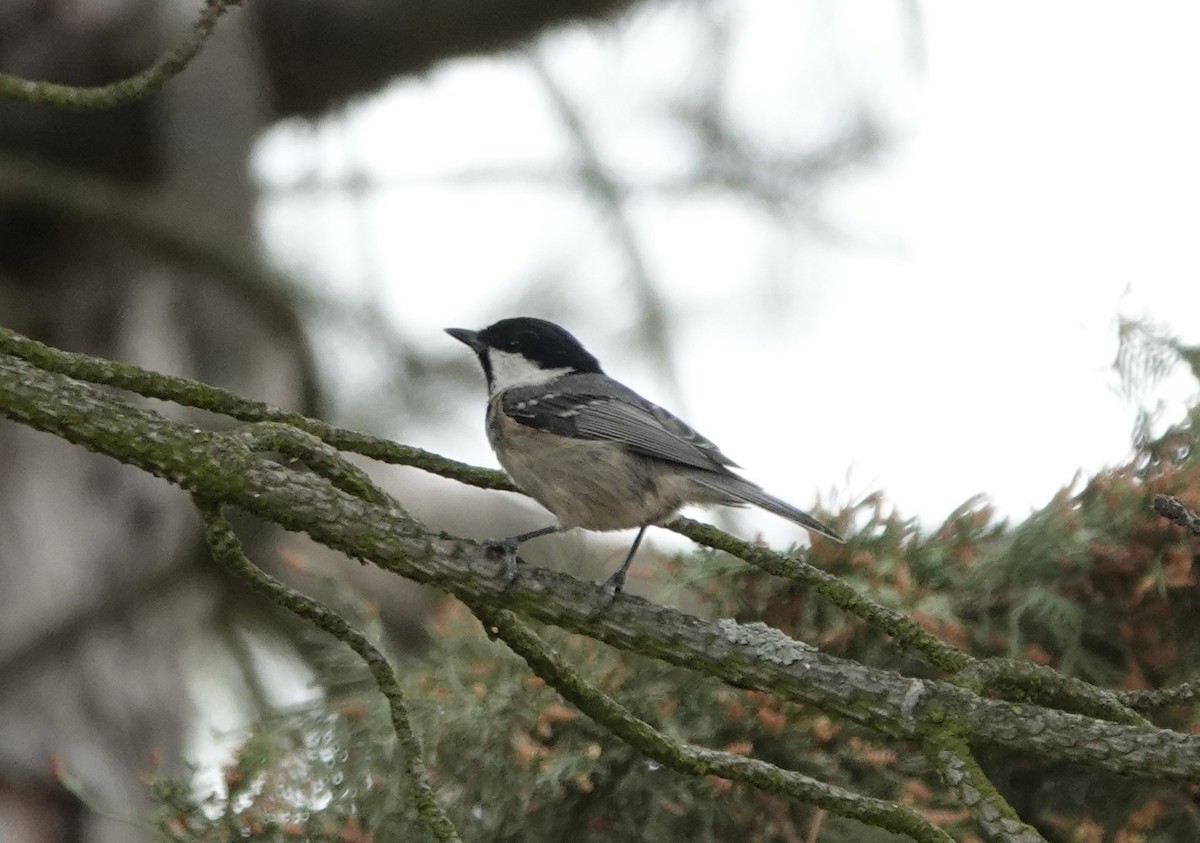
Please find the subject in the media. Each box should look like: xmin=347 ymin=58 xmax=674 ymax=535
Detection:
xmin=572 ymin=399 xmax=736 ymax=472
xmin=509 ymin=374 xmax=739 ymax=471
xmin=504 ymin=374 xmax=842 ymax=541
xmin=644 ymin=401 xmax=740 ymax=468
xmin=569 ymin=374 xmax=739 ymax=468
xmin=685 ymin=472 xmax=845 ymax=543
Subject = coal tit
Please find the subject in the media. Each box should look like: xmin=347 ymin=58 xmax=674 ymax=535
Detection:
xmin=447 ymin=317 xmax=842 ymax=602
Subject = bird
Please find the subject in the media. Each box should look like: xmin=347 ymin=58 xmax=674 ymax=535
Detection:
xmin=446 ymin=317 xmax=842 ymax=604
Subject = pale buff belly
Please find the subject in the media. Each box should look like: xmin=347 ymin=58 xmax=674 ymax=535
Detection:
xmin=488 ymin=406 xmax=719 ymax=530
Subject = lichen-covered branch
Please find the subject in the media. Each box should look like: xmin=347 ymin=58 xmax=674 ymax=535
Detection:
xmin=1121 ymin=679 xmax=1200 ymax=711
xmin=1154 ymin=493 xmax=1200 ymax=536
xmin=957 ymin=657 xmax=1148 ymax=726
xmin=668 ymin=517 xmax=969 ymax=672
xmin=926 ymin=736 xmax=1045 ymax=843
xmin=1 ymin=325 xmax=1184 ymax=732
xmin=470 ymin=603 xmax=954 ymax=842
xmin=0 ymin=325 xmax=492 ymax=489
xmin=232 ymin=422 xmax=398 ymax=509
xmin=197 ymin=506 xmax=462 ymax=843
xmin=0 ymin=326 xmax=961 ymax=668
xmin=0 ymin=0 xmax=242 ymax=110
xmin=3 ymin=346 xmax=1200 ymax=785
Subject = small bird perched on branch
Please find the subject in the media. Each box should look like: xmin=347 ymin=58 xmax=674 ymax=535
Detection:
xmin=447 ymin=317 xmax=842 ymax=604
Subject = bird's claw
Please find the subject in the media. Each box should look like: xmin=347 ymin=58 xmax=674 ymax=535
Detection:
xmin=587 ymin=570 xmax=626 ymax=617
xmin=483 ymin=537 xmax=520 ymax=589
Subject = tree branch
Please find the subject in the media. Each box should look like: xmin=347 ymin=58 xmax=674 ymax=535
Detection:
xmin=469 ymin=602 xmax=954 ymax=842
xmin=0 ymin=324 xmax=1180 ymax=730
xmin=257 ymin=0 xmax=648 ymax=118
xmin=0 ymin=0 xmax=242 ymax=110
xmin=926 ymin=736 xmax=1045 ymax=843
xmin=1153 ymin=493 xmax=1200 ymax=536
xmin=192 ymin=382 xmax=948 ymax=839
xmin=957 ymin=657 xmax=1148 ymax=727
xmin=198 ymin=506 xmax=462 ymax=842
xmin=0 ymin=325 xmax=961 ymax=669
xmin=1121 ymin=679 xmax=1200 ymax=712
xmin=3 ymin=345 xmax=1200 ymax=788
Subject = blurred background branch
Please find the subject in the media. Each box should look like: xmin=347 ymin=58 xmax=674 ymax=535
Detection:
xmin=0 ymin=0 xmax=241 ymax=109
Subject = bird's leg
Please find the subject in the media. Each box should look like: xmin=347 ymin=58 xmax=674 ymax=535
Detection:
xmin=484 ymin=524 xmax=561 ymax=587
xmin=597 ymin=525 xmax=649 ymax=607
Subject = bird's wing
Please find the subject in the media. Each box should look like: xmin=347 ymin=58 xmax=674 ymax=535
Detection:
xmin=502 ymin=374 xmax=739 ymax=472
xmin=502 ymin=375 xmax=844 ymax=541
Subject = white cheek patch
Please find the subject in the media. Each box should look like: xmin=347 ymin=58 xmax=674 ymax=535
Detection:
xmin=487 ymin=349 xmax=572 ymax=393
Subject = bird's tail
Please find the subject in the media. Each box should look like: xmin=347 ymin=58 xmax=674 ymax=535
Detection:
xmin=688 ymin=472 xmax=844 ymax=543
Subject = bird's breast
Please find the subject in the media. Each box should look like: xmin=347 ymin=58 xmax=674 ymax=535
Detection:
xmin=486 ymin=396 xmax=699 ymax=530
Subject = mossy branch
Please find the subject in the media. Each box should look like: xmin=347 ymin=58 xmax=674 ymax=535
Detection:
xmin=669 ymin=517 xmax=969 ymax=672
xmin=197 ymin=506 xmax=462 ymax=843
xmin=0 ymin=0 xmax=242 ymax=110
xmin=926 ymin=735 xmax=1046 ymax=843
xmin=469 ymin=603 xmax=954 ymax=842
xmin=155 ymin=350 xmax=947 ymax=838
xmin=957 ymin=657 xmax=1148 ymax=727
xmin=1121 ymin=679 xmax=1200 ymax=712
xmin=0 ymin=325 xmax=959 ymax=667
xmin=0 ymin=325 xmax=1177 ymax=730
xmin=4 ymin=340 xmax=1200 ymax=792
xmin=232 ymin=422 xmax=398 ymax=509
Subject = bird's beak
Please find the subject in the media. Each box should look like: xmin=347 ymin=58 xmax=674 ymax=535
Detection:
xmin=445 ymin=327 xmax=485 ymax=352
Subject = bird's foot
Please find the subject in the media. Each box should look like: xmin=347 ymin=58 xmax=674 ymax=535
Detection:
xmin=588 ymin=569 xmax=627 ymax=616
xmin=483 ymin=537 xmax=521 ymax=589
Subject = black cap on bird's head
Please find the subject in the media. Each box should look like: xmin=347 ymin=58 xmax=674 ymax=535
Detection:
xmin=446 ymin=318 xmax=603 ymax=391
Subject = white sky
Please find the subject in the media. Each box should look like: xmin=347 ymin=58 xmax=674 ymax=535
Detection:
xmin=254 ymin=1 xmax=1200 ymax=541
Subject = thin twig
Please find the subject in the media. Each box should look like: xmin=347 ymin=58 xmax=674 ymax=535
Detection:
xmin=233 ymin=423 xmax=398 ymax=509
xmin=670 ymin=516 xmax=969 ymax=673
xmin=1153 ymin=494 xmax=1200 ymax=536
xmin=198 ymin=505 xmax=463 ymax=843
xmin=470 ymin=602 xmax=954 ymax=843
xmin=1121 ymin=679 xmax=1200 ymax=711
xmin=0 ymin=0 xmax=243 ymax=110
xmin=957 ymin=657 xmax=1148 ymax=726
